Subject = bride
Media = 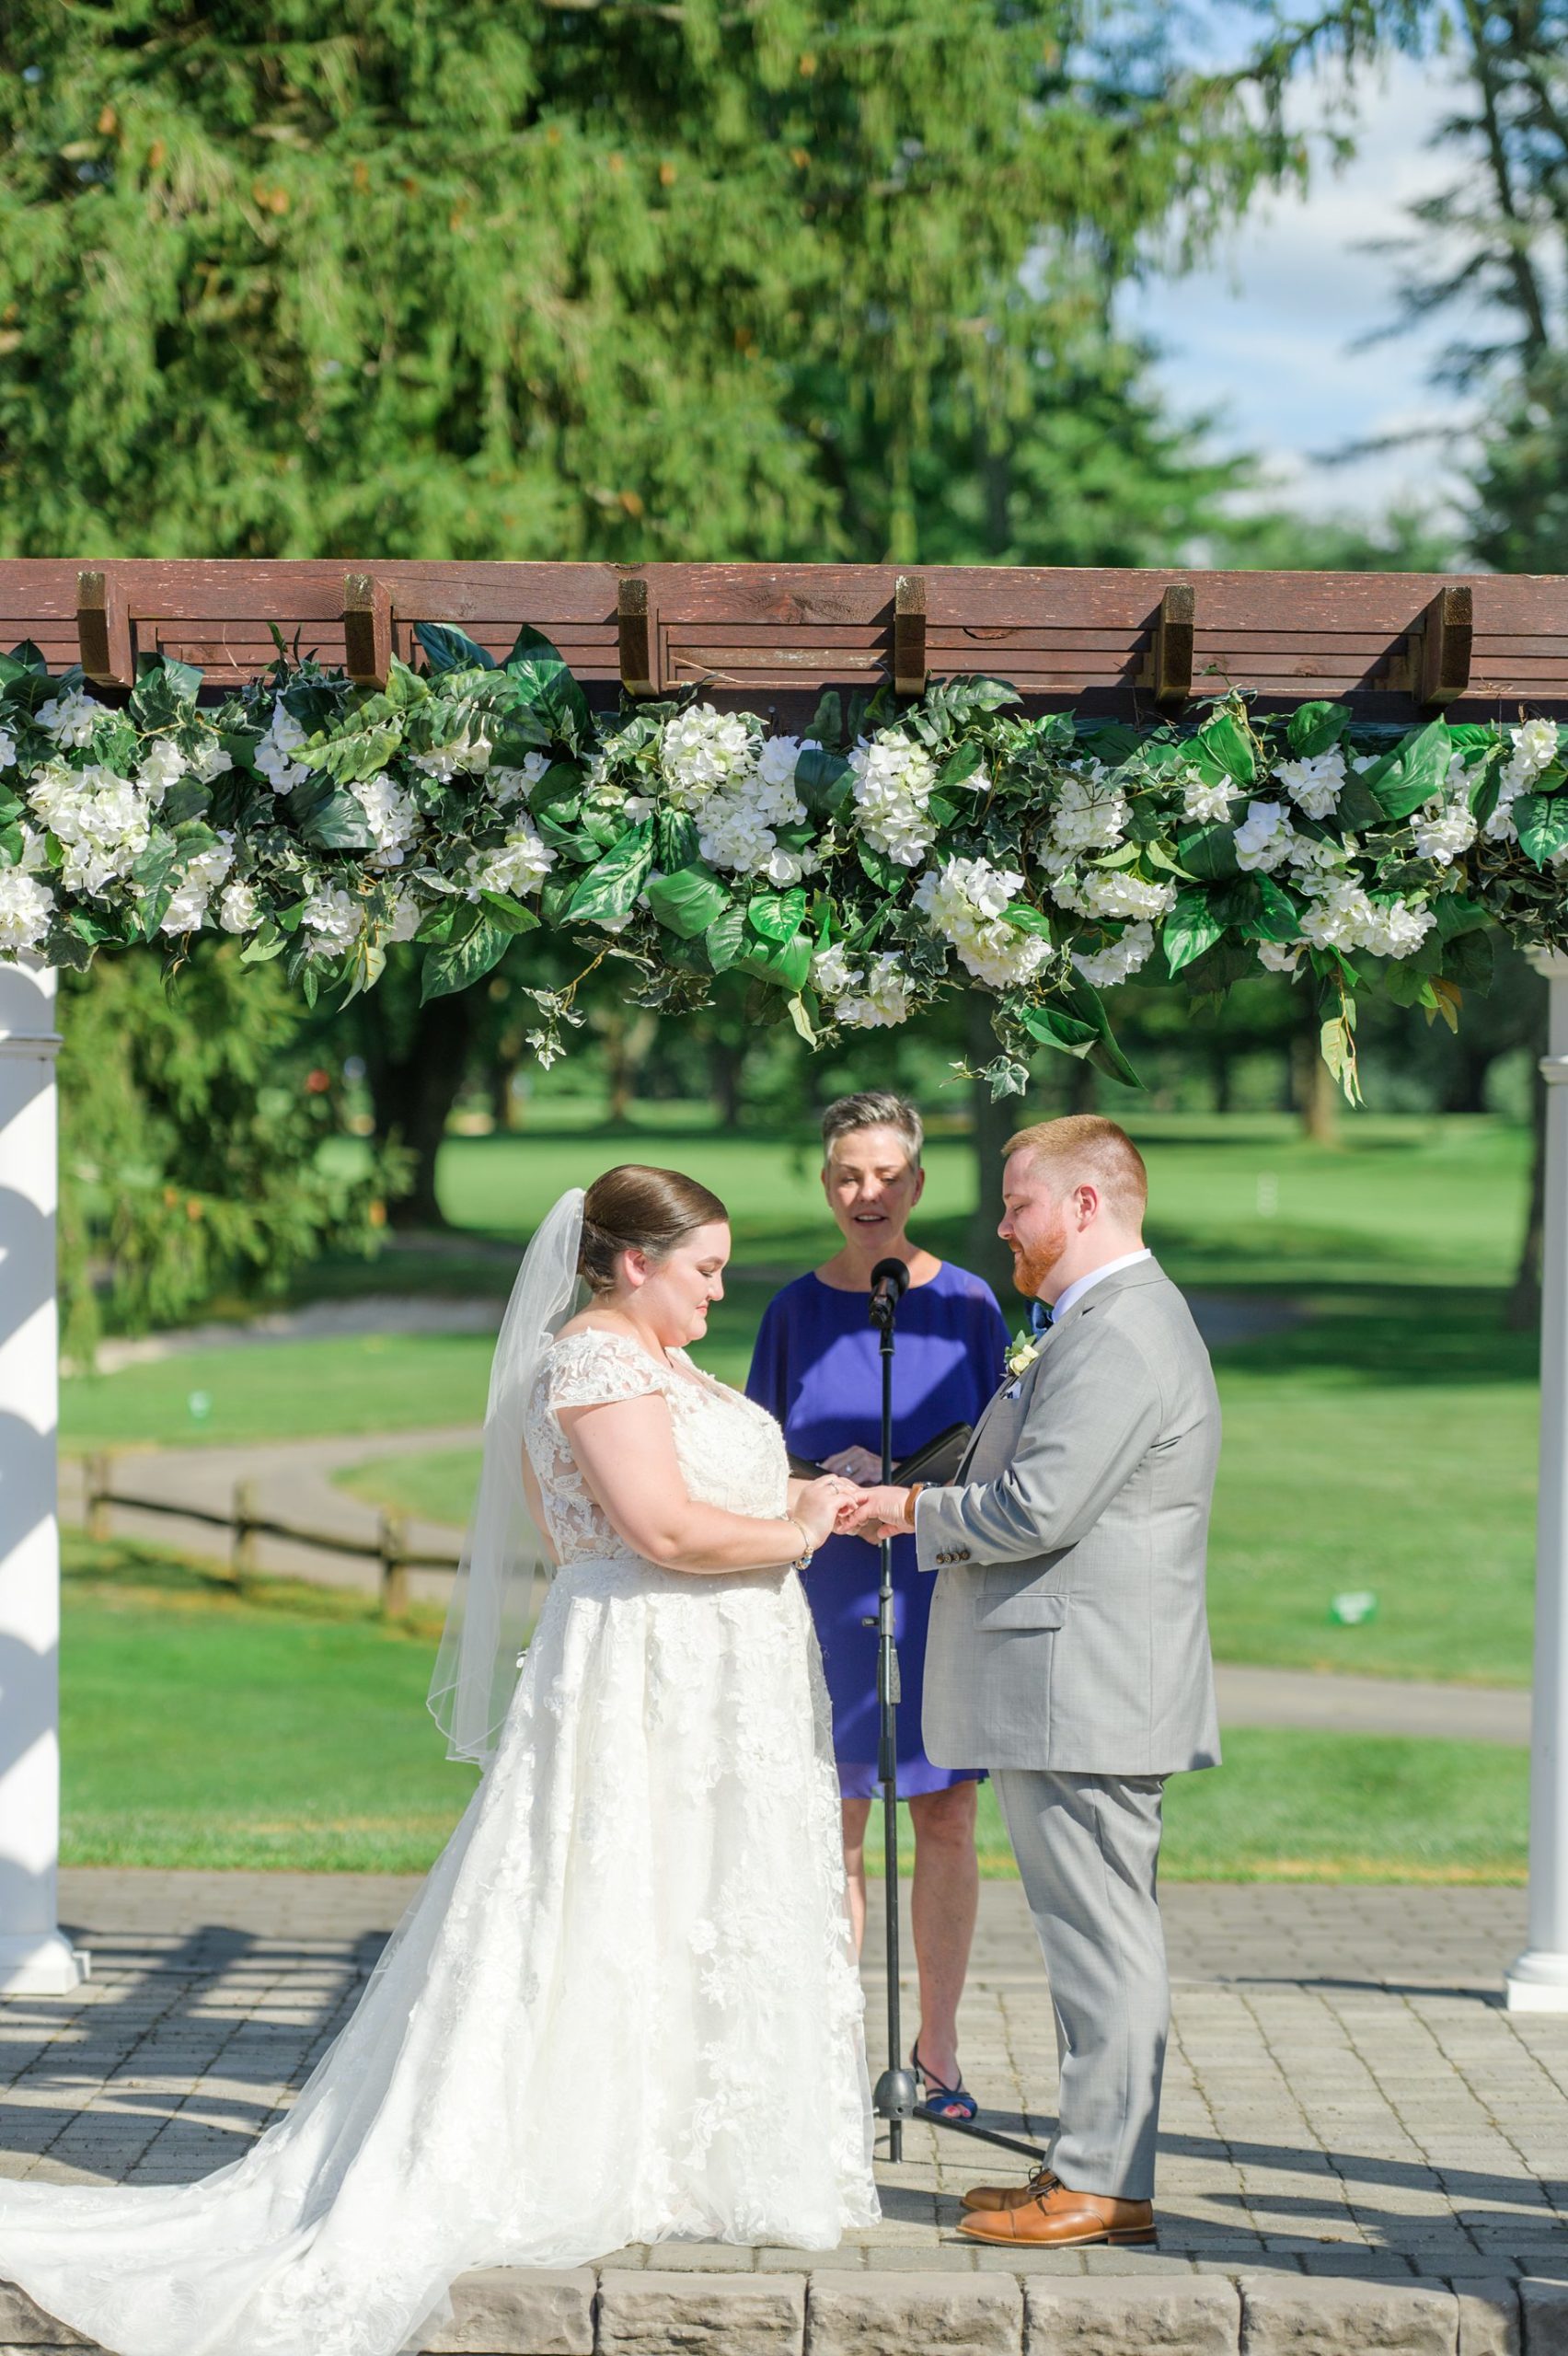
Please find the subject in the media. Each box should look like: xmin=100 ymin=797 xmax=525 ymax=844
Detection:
xmin=0 ymin=1167 xmax=880 ymax=2356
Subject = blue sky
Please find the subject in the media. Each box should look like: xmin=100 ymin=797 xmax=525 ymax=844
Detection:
xmin=1124 ymin=54 xmax=1482 ymax=528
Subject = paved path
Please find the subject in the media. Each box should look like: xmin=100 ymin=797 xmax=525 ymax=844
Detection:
xmin=1 ymin=1873 xmax=1559 ymax=2286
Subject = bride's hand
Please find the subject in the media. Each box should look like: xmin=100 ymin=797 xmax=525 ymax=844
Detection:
xmin=794 ymin=1474 xmax=858 ymax=1549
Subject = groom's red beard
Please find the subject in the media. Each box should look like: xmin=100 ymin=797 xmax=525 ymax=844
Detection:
xmin=1008 ymin=1213 xmax=1070 ymax=1300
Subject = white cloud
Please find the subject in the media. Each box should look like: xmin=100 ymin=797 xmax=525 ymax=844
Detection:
xmin=1124 ymin=55 xmax=1483 ymax=525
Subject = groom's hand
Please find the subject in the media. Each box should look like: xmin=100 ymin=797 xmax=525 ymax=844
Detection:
xmin=841 ymin=1484 xmax=911 ymax=1542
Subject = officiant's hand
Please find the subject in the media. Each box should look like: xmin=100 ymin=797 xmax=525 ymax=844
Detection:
xmin=821 ymin=1445 xmax=882 ymax=1485
xmin=840 ymin=1484 xmax=911 ymax=1542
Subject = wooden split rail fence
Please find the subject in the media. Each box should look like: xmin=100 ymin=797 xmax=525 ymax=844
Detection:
xmin=77 ymin=1453 xmax=462 ymax=1616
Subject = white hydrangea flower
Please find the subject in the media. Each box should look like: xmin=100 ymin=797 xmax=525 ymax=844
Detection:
xmin=385 ymin=889 xmax=424 ymax=943
xmin=1255 ymin=941 xmax=1302 ymax=975
xmin=1487 ymin=717 xmax=1564 ymax=842
xmin=36 ymin=687 xmax=107 ymax=747
xmin=660 ymin=705 xmax=755 ymax=809
xmin=1286 ymin=831 xmax=1355 ymax=879
xmin=1358 ymin=898 xmax=1436 ymax=959
xmin=1078 ymin=870 xmax=1175 ymax=922
xmin=1410 ymin=796 xmax=1479 ymax=866
xmin=255 ymin=699 xmax=310 ymax=794
xmin=849 ymin=732 xmax=938 ymax=867
xmin=0 ymin=864 xmax=53 ymax=953
xmin=301 ymin=888 xmax=363 ymax=956
xmin=469 ymin=816 xmax=557 ymax=898
xmin=1298 ymin=884 xmax=1375 ymax=953
xmin=489 ymin=750 xmax=552 ymax=809
xmin=137 ymin=738 xmax=188 ymax=795
xmin=1181 ymin=768 xmax=1233 ymax=823
xmin=409 ymin=728 xmax=491 ymax=782
xmin=218 ymin=879 xmax=259 ymax=934
xmin=1234 ymin=801 xmax=1296 ymax=873
xmin=351 ymin=774 xmax=420 ymax=869
xmin=1274 ymin=747 xmax=1346 ymax=821
xmin=1050 ymin=764 xmax=1130 ymax=853
xmin=1071 ymin=922 xmax=1155 ymax=988
xmin=812 ymin=942 xmax=859 ymax=999
xmin=913 ymin=857 xmax=1051 ymax=989
xmin=756 ymin=735 xmax=805 ymax=790
xmin=0 ymin=728 xmax=17 ymax=770
xmin=27 ymin=761 xmax=153 ymax=899
xmin=839 ymin=953 xmax=916 ymax=1028
xmin=159 ymin=837 xmax=235 ymax=936
xmin=188 ymin=736 xmax=235 ymax=785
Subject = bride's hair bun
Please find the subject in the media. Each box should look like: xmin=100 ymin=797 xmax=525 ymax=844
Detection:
xmin=578 ymin=1165 xmax=728 ymax=1295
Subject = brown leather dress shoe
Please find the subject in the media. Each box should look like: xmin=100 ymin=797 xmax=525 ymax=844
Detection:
xmin=960 ymin=2165 xmax=1060 ymax=2213
xmin=958 ymin=2181 xmax=1156 ymax=2247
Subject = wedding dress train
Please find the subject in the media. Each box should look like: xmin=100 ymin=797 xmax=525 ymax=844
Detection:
xmin=0 ymin=1327 xmax=877 ymax=2356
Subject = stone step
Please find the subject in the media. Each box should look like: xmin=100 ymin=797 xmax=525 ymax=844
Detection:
xmin=0 ymin=2267 xmax=1558 ymax=2356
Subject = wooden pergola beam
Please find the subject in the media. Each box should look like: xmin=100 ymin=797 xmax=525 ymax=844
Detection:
xmin=1151 ymin=583 xmax=1195 ymax=707
xmin=1418 ymin=583 xmax=1474 ymax=707
xmin=342 ymin=574 xmax=391 ymax=689
xmin=894 ymin=574 xmax=927 ymax=698
xmin=75 ymin=569 xmax=133 ymax=687
xmin=617 ymin=576 xmax=658 ymax=696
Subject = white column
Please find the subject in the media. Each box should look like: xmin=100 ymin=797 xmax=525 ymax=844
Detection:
xmin=0 ymin=964 xmax=86 ymax=1995
xmin=1508 ymin=952 xmax=1568 ymax=2012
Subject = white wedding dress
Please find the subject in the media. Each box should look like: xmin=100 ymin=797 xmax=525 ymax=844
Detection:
xmin=0 ymin=1328 xmax=877 ymax=2356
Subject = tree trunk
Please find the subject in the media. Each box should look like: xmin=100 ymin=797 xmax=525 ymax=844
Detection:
xmin=1443 ymin=1035 xmax=1497 ymax=1115
xmin=604 ymin=1010 xmax=658 ymax=1125
xmin=1507 ymin=990 xmax=1550 ymax=1331
xmin=964 ymin=994 xmax=1018 ymax=1299
xmin=365 ymin=991 xmax=477 ymax=1228
xmin=1210 ymin=1043 xmax=1233 ymax=1116
xmin=708 ymin=1032 xmax=744 ymax=1129
xmin=1293 ymin=1022 xmax=1339 ymax=1144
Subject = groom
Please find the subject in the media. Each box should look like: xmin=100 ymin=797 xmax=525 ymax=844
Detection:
xmin=843 ymin=1114 xmax=1220 ymax=2247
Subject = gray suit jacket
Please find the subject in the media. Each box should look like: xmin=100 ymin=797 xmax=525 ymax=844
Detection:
xmin=916 ymin=1257 xmax=1221 ymax=1776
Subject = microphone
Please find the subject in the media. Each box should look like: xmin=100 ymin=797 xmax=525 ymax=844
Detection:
xmin=869 ymin=1257 xmax=909 ymax=1328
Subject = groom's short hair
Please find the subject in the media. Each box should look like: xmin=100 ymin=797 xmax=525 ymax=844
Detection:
xmin=1004 ymin=1115 xmax=1147 ymax=1226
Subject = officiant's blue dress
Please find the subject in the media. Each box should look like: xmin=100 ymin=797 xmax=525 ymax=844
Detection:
xmin=746 ymin=1263 xmax=1010 ymax=1798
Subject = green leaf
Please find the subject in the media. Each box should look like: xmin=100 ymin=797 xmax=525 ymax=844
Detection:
xmin=646 ymin=864 xmax=732 ymax=940
xmin=421 ymin=918 xmax=510 ymax=1002
xmin=504 ymin=624 xmax=593 ymax=739
xmin=1244 ymin=875 xmax=1303 ymax=945
xmin=939 ymin=740 xmax=985 ymax=790
xmin=806 ymin=691 xmax=843 ymax=748
xmin=301 ymin=719 xmax=403 ymax=786
xmin=1058 ymin=975 xmax=1142 ymax=1088
xmin=478 ymin=891 xmax=542 ymax=936
xmin=1433 ymin=892 xmax=1491 ymax=941
xmin=1286 ymin=701 xmax=1350 ymax=760
xmin=707 ymin=901 xmax=749 ymax=973
xmin=1175 ymin=820 xmax=1240 ymax=881
xmin=738 ymin=928 xmax=813 ymax=993
xmin=130 ymin=653 xmax=203 ymax=729
xmin=1442 ymin=926 xmax=1494 ymax=994
xmin=239 ymin=919 xmax=287 ymax=964
xmin=786 ymin=993 xmax=818 ymax=1046
xmin=1194 ymin=710 xmax=1256 ymax=785
xmin=565 ymin=823 xmax=655 ymax=923
xmin=655 ymin=809 xmax=701 ymax=871
xmin=1516 ymin=791 xmax=1568 ymax=869
xmin=381 ymin=656 xmax=430 ymax=710
xmin=858 ymin=842 xmax=906 ymax=892
xmin=284 ymin=777 xmax=377 ymax=850
xmin=999 ymin=902 xmax=1053 ymax=939
xmin=533 ymin=810 xmax=599 ymax=860
xmin=414 ymin=623 xmax=497 ymax=674
xmin=158 ymin=779 xmax=213 ymax=827
xmin=1359 ymin=718 xmax=1452 ymax=822
xmin=795 ymin=745 xmax=853 ymax=818
xmin=1075 ymin=721 xmax=1142 ymax=766
xmin=1162 ymin=888 xmax=1226 ymax=977
xmin=746 ymin=885 xmax=808 ymax=944
xmin=1019 ymin=1001 xmax=1100 ymax=1056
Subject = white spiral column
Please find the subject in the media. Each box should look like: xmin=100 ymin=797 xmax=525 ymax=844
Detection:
xmin=1508 ymin=952 xmax=1568 ymax=2011
xmin=0 ymin=964 xmax=86 ymax=1994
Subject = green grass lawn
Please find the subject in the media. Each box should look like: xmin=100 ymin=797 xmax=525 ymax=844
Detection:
xmin=60 ymin=1534 xmax=1526 ymax=1882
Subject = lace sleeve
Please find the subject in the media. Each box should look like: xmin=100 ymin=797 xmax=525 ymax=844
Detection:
xmin=547 ymin=1329 xmax=666 ymax=1414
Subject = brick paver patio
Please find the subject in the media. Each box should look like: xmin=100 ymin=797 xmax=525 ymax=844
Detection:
xmin=0 ymin=1870 xmax=1561 ymax=2288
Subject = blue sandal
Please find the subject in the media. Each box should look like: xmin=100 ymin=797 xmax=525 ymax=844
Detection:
xmin=913 ymin=2038 xmax=978 ymax=2123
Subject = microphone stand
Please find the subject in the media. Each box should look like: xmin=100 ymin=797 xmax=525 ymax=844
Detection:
xmin=865 ymin=1268 xmax=1046 ymax=2171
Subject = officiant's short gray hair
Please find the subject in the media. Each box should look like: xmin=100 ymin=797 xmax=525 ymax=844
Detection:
xmin=820 ymin=1092 xmax=923 ymax=1170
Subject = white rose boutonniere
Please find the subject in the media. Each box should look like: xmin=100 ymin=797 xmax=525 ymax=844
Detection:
xmin=1003 ymin=1329 xmax=1043 ymax=1382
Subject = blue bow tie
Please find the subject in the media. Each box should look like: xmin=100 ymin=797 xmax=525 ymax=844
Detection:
xmin=1031 ymin=1299 xmax=1054 ymax=1335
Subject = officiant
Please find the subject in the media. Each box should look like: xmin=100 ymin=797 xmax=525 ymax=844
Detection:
xmin=747 ymin=1091 xmax=1009 ymax=2122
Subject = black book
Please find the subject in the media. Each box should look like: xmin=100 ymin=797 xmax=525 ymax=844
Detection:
xmin=787 ymin=1421 xmax=973 ymax=1487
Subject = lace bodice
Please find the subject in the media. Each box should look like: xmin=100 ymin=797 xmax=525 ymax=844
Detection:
xmin=525 ymin=1326 xmax=790 ymax=1566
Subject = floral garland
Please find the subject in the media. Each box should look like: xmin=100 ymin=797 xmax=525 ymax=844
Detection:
xmin=0 ymin=620 xmax=1563 ymax=1100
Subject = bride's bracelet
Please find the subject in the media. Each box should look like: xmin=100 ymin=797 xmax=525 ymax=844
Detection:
xmin=784 ymin=1514 xmax=815 ymax=1570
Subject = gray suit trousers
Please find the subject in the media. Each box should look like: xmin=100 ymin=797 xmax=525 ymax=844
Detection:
xmin=994 ymin=1770 xmax=1169 ymax=2202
